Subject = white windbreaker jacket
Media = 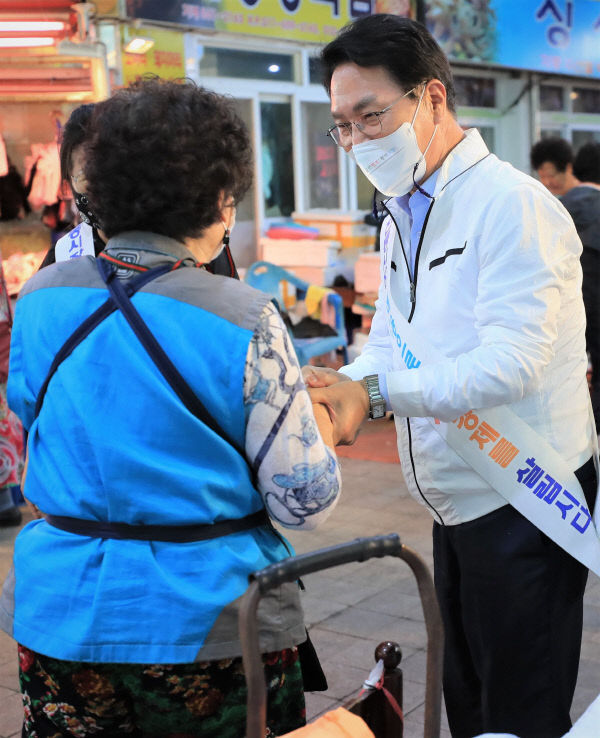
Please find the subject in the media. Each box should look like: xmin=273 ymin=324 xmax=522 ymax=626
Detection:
xmin=342 ymin=129 xmax=594 ymax=525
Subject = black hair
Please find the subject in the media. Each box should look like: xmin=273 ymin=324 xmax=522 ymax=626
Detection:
xmin=83 ymin=78 xmax=253 ymax=242
xmin=530 ymin=137 xmax=573 ymax=172
xmin=59 ymin=104 xmax=95 ymax=182
xmin=573 ymin=142 xmax=600 ymax=184
xmin=320 ymin=14 xmax=456 ymax=114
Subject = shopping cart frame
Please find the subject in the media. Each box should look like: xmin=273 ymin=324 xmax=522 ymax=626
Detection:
xmin=239 ymin=533 xmax=444 ymax=738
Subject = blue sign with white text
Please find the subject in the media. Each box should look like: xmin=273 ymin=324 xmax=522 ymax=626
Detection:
xmin=425 ymin=0 xmax=600 ymax=79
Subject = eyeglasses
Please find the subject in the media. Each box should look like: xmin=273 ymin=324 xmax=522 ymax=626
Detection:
xmin=326 ymin=87 xmax=417 ymax=147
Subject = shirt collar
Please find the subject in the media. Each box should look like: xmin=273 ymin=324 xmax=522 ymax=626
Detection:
xmin=395 ymin=168 xmax=441 ymax=218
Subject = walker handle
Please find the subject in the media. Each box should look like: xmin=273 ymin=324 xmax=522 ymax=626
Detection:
xmin=250 ymin=534 xmax=402 ymax=594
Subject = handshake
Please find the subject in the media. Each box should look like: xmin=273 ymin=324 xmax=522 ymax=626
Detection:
xmin=301 ymin=366 xmax=371 ymax=447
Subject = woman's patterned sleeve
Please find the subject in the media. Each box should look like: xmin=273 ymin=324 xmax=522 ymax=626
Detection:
xmin=243 ymin=301 xmax=341 ymax=530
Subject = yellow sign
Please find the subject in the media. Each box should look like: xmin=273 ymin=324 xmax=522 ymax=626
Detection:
xmin=121 ymin=27 xmax=186 ymax=86
xmin=95 ymin=0 xmax=121 ymax=15
xmin=214 ymin=0 xmax=415 ymax=42
xmin=125 ymin=1 xmax=416 ymax=44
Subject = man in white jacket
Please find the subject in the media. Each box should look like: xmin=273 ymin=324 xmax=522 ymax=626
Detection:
xmin=308 ymin=14 xmax=597 ymax=738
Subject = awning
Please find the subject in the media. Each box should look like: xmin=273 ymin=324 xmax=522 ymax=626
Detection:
xmin=0 ymin=1 xmax=108 ymax=102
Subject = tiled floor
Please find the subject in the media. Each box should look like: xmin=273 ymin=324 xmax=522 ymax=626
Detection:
xmin=0 ymin=420 xmax=599 ymax=737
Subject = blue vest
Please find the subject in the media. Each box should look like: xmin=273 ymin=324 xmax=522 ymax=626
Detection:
xmin=0 ymin=233 xmax=304 ymax=663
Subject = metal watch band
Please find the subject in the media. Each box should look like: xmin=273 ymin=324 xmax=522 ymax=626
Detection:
xmin=363 ymin=374 xmax=386 ymax=420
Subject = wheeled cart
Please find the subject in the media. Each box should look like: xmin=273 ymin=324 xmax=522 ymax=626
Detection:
xmin=239 ymin=533 xmax=444 ymax=738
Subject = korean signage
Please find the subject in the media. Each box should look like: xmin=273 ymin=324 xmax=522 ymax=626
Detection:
xmin=425 ymin=0 xmax=600 ymax=79
xmin=126 ymin=0 xmax=417 ymax=43
xmin=121 ymin=27 xmax=186 ymax=85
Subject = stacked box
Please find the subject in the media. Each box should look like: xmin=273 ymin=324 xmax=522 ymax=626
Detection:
xmin=352 ymin=251 xmax=381 ymax=335
xmin=260 ymin=237 xmax=364 ymax=287
xmin=354 ymin=252 xmax=381 ymax=294
xmin=260 ymin=238 xmax=340 ymax=267
xmin=292 ymin=210 xmax=376 ymax=249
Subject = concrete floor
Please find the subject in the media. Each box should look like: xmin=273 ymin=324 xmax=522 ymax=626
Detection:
xmin=0 ymin=421 xmax=599 ymax=737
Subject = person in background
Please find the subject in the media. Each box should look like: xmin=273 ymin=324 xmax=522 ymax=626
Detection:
xmin=530 ymin=136 xmax=580 ymax=197
xmin=40 ymin=101 xmax=240 ymax=279
xmin=532 ymin=138 xmax=600 ymax=432
xmin=0 ymin=258 xmax=23 ymax=527
xmin=307 ymin=15 xmax=596 ymax=738
xmin=1 ymin=78 xmax=340 ymax=738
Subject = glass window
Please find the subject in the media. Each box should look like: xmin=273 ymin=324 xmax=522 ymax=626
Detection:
xmin=572 ymin=130 xmax=600 ymax=150
xmin=230 ymin=100 xmax=255 ymax=224
xmin=229 ymin=99 xmax=256 ymax=268
xmin=541 ymin=128 xmax=563 ymax=139
xmin=302 ymin=103 xmax=340 ymax=210
xmin=309 ymin=57 xmax=322 ymax=86
xmin=478 ymin=126 xmax=495 ymax=152
xmin=540 ymin=85 xmax=564 ymax=111
xmin=199 ymin=48 xmax=294 ymax=82
xmin=572 ymin=87 xmax=600 ymax=114
xmin=454 ymin=76 xmax=496 ymax=108
xmin=261 ymin=102 xmax=295 ymax=217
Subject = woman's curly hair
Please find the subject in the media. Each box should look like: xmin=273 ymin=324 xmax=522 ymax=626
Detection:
xmin=84 ymin=78 xmax=253 ymax=241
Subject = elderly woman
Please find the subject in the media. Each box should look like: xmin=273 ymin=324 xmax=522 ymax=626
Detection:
xmin=40 ymin=103 xmax=239 ymax=279
xmin=1 ymin=79 xmax=341 ymax=737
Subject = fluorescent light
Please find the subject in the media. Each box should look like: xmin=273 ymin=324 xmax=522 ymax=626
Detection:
xmin=0 ymin=21 xmax=65 ymax=32
xmin=124 ymin=37 xmax=154 ymax=54
xmin=268 ymin=64 xmax=280 ymax=73
xmin=0 ymin=37 xmax=55 ymax=48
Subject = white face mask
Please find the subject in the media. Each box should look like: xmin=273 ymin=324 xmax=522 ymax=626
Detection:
xmin=352 ymin=86 xmax=437 ymax=197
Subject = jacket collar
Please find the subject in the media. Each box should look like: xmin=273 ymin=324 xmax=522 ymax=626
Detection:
xmin=103 ymin=231 xmax=199 ymax=269
xmin=432 ymin=128 xmax=490 ymax=197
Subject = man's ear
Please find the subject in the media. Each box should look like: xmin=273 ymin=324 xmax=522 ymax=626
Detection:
xmin=427 ymin=79 xmax=447 ymax=125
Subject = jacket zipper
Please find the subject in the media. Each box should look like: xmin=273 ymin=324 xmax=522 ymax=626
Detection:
xmin=382 ymin=199 xmax=444 ymax=526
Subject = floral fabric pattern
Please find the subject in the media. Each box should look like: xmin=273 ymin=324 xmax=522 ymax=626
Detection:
xmin=19 ymin=644 xmax=305 ymax=737
xmin=0 ymin=379 xmax=24 ymax=490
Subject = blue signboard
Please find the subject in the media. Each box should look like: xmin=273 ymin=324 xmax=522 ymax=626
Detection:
xmin=426 ymin=0 xmax=600 ymax=79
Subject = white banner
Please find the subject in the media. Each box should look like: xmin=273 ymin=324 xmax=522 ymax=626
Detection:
xmin=381 ymin=219 xmax=600 ymax=576
xmin=55 ymin=223 xmax=95 ymax=263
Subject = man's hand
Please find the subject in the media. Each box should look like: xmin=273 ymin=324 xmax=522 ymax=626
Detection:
xmin=309 ymin=381 xmax=370 ymax=445
xmin=302 ymin=365 xmax=351 ymax=388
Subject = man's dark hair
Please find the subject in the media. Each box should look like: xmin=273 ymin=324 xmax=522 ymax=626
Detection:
xmin=59 ymin=104 xmax=95 ymax=182
xmin=530 ymin=137 xmax=573 ymax=172
xmin=84 ymin=78 xmax=253 ymax=241
xmin=573 ymin=142 xmax=600 ymax=184
xmin=320 ymin=14 xmax=456 ymax=114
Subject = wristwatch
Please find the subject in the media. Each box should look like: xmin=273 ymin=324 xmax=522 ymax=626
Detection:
xmin=361 ymin=374 xmax=387 ymax=420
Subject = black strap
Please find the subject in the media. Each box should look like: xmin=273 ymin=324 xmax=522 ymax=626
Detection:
xmin=32 ymin=257 xmax=266 ymax=542
xmin=44 ymin=508 xmax=269 ymax=542
xmin=34 ymin=263 xmax=172 ymax=420
xmin=96 ymin=257 xmax=245 ymax=457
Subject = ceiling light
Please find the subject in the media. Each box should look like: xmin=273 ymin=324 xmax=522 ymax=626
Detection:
xmin=0 ymin=21 xmax=65 ymax=32
xmin=268 ymin=64 xmax=280 ymax=73
xmin=124 ymin=36 xmax=154 ymax=54
xmin=0 ymin=37 xmax=55 ymax=48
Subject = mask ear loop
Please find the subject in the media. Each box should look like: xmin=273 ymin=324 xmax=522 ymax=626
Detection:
xmin=410 ymin=83 xmax=438 ymax=198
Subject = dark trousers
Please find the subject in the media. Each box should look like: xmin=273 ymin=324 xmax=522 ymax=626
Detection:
xmin=433 ymin=458 xmax=595 ymax=738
